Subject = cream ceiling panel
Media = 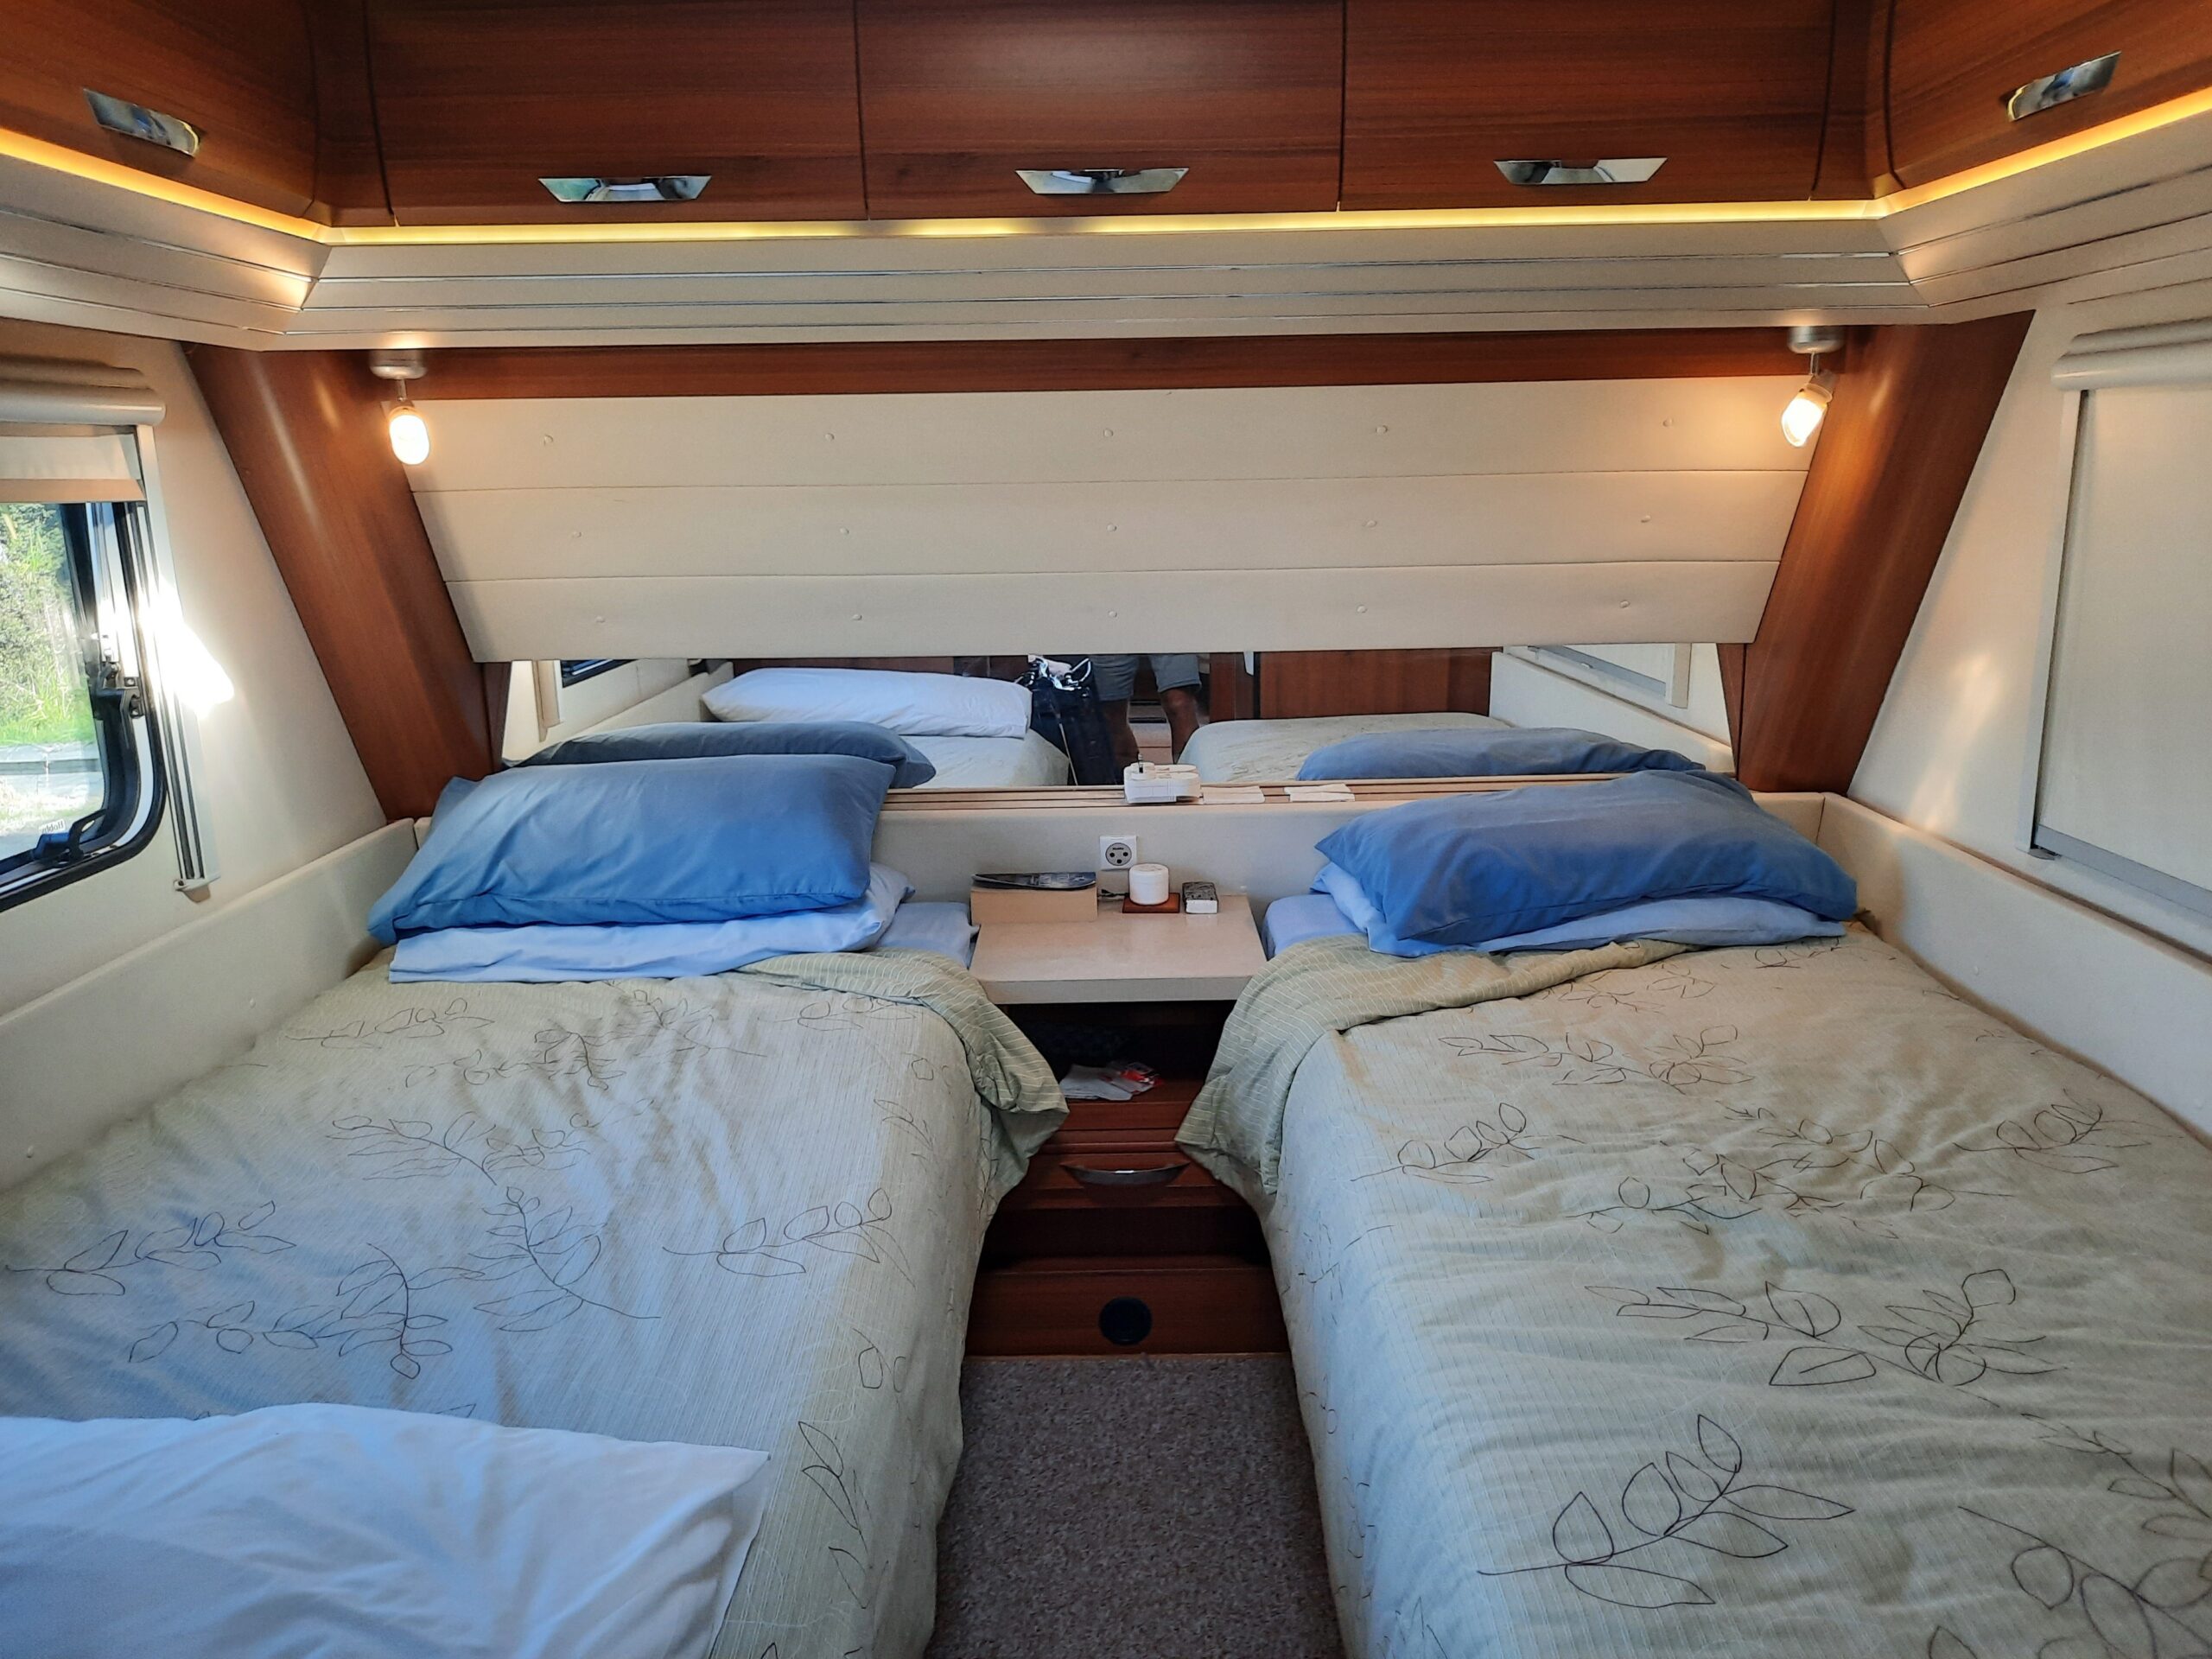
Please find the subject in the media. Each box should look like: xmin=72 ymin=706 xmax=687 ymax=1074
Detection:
xmin=408 ymin=378 xmax=1812 ymax=492
xmin=448 ymin=560 xmax=1779 ymax=661
xmin=419 ymin=472 xmax=1802 ymax=585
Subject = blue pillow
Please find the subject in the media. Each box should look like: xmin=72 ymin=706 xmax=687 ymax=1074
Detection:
xmin=1314 ymin=771 xmax=1856 ymax=952
xmin=518 ymin=720 xmax=936 ymax=789
xmin=1297 ymin=726 xmax=1703 ymax=781
xmin=369 ymin=753 xmax=890 ymax=943
xmin=391 ymin=864 xmax=912 ymax=982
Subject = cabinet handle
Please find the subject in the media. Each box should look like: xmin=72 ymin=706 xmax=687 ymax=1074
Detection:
xmin=1064 ymin=1162 xmax=1187 ymax=1187
xmin=539 ymin=175 xmax=710 ymax=205
xmin=1017 ymin=167 xmax=1188 ymax=197
xmin=2006 ymin=52 xmax=2121 ymax=121
xmin=83 ymin=90 xmax=200 ymax=158
xmin=1494 ymin=158 xmax=1667 ymax=188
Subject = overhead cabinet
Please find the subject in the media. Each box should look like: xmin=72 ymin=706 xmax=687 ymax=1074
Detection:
xmin=1342 ymin=0 xmax=1837 ymax=207
xmin=856 ymin=0 xmax=1344 ymax=219
xmin=365 ymin=0 xmax=867 ymax=223
xmin=1887 ymin=0 xmax=2212 ymax=186
xmin=0 ymin=0 xmax=318 ymax=215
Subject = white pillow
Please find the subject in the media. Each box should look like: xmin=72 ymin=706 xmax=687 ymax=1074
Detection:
xmin=0 ymin=1402 xmax=771 ymax=1659
xmin=705 ymin=666 xmax=1031 ymax=740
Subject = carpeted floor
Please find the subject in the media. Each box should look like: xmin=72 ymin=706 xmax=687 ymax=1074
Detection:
xmin=928 ymin=1356 xmax=1346 ymax=1659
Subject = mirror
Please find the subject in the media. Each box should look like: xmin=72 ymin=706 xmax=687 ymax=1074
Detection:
xmin=495 ymin=646 xmax=1734 ymax=789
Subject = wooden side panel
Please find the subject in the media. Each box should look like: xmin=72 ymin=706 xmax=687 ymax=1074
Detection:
xmin=856 ymin=0 xmax=1344 ymax=219
xmin=1344 ymin=0 xmax=1834 ymax=208
xmin=1814 ymin=0 xmax=1885 ymax=199
xmin=0 ymin=0 xmax=319 ymax=214
xmin=188 ymin=346 xmax=494 ymax=818
xmin=420 ymin=331 xmax=1806 ymax=401
xmin=366 ymin=0 xmax=865 ymax=223
xmin=1888 ymin=0 xmax=2212 ymax=187
xmin=1259 ymin=648 xmax=1492 ymax=718
xmin=1733 ymin=314 xmax=2031 ymax=794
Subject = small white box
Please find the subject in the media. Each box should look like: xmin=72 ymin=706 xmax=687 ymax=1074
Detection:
xmin=1123 ymin=762 xmax=1200 ymax=804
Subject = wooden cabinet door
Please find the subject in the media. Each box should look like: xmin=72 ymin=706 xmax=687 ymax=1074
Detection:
xmin=0 ymin=0 xmax=317 ymax=215
xmin=366 ymin=0 xmax=866 ymax=223
xmin=1344 ymin=0 xmax=1835 ymax=208
xmin=1889 ymin=0 xmax=2212 ymax=187
xmin=857 ymin=0 xmax=1343 ymax=219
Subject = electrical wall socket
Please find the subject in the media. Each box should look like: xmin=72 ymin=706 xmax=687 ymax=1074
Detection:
xmin=1098 ymin=835 xmax=1139 ymax=869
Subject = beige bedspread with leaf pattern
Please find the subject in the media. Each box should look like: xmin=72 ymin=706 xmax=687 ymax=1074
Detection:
xmin=1180 ymin=929 xmax=2212 ymax=1659
xmin=0 ymin=949 xmax=1062 ymax=1659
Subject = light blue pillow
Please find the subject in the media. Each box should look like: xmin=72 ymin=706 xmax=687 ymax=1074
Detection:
xmin=1297 ymin=726 xmax=1704 ymax=781
xmin=518 ymin=720 xmax=936 ymax=788
xmin=1314 ymin=771 xmax=1856 ymax=953
xmin=369 ymin=753 xmax=890 ymax=943
xmin=391 ymin=865 xmax=912 ymax=982
xmin=1313 ymin=862 xmax=1840 ymax=957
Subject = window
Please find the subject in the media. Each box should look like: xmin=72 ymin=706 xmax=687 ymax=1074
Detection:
xmin=2024 ymin=338 xmax=2212 ymax=921
xmin=0 ymin=499 xmax=164 ymax=909
xmin=558 ymin=658 xmax=628 ymax=688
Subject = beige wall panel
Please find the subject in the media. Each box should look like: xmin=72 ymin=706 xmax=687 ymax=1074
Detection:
xmin=410 ymin=379 xmax=1813 ymax=492
xmin=447 ymin=560 xmax=1778 ymax=660
xmin=0 ymin=823 xmax=410 ymax=1189
xmin=419 ymin=472 xmax=1803 ymax=585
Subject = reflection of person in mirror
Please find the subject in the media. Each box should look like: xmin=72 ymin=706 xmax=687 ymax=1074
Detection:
xmin=1088 ymin=653 xmax=1203 ymax=766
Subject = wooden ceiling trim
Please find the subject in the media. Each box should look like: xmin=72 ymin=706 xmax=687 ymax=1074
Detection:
xmin=188 ymin=345 xmax=494 ymax=818
xmin=1732 ymin=310 xmax=2031 ymax=793
xmin=416 ymin=328 xmax=1805 ymax=399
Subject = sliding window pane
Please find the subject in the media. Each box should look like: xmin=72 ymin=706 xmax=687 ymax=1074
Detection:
xmin=0 ymin=503 xmax=103 ymax=861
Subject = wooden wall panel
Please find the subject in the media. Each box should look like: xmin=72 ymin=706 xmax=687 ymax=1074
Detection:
xmin=1732 ymin=313 xmax=2032 ymax=794
xmin=188 ymin=347 xmax=495 ymax=818
xmin=301 ymin=0 xmax=392 ymax=224
xmin=419 ymin=331 xmax=1806 ymax=401
xmin=1259 ymin=649 xmax=1493 ymax=718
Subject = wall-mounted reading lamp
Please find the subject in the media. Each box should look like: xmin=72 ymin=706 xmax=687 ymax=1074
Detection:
xmin=1781 ymin=325 xmax=1844 ymax=448
xmin=368 ymin=348 xmax=431 ymax=465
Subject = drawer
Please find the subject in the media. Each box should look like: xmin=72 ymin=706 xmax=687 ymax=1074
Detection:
xmin=1344 ymin=0 xmax=1834 ymax=208
xmin=856 ymin=0 xmax=1344 ymax=219
xmin=1009 ymin=1141 xmax=1224 ymax=1211
xmin=967 ymin=1255 xmax=1287 ymax=1356
xmin=0 ymin=0 xmax=317 ymax=216
xmin=1888 ymin=0 xmax=2212 ymax=187
xmin=366 ymin=0 xmax=866 ymax=224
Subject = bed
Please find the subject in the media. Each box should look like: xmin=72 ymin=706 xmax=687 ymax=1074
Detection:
xmin=0 ymin=943 xmax=1061 ymax=1659
xmin=906 ymin=729 xmax=1071 ymax=789
xmin=1179 ymin=928 xmax=2212 ymax=1658
xmin=1181 ymin=712 xmax=1506 ymax=783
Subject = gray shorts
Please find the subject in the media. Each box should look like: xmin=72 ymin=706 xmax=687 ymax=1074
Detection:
xmin=1087 ymin=653 xmax=1201 ymax=702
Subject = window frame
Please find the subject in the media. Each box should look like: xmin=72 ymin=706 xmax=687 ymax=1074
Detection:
xmin=557 ymin=658 xmax=628 ymax=688
xmin=0 ymin=499 xmax=168 ymax=912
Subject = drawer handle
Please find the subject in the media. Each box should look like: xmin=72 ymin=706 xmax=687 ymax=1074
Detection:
xmin=2007 ymin=52 xmax=2121 ymax=121
xmin=1065 ymin=1162 xmax=1187 ymax=1187
xmin=84 ymin=90 xmax=200 ymax=158
xmin=1495 ymin=157 xmax=1666 ymax=188
xmin=1017 ymin=167 xmax=1188 ymax=197
xmin=540 ymin=175 xmax=711 ymax=205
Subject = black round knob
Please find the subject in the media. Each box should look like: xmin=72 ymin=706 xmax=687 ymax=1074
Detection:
xmin=1098 ymin=1295 xmax=1153 ymax=1346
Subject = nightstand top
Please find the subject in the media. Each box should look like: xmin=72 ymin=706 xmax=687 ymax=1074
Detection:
xmin=970 ymin=894 xmax=1268 ymax=1004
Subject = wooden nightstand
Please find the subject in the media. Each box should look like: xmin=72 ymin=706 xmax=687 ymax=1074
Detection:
xmin=967 ymin=913 xmax=1287 ymax=1357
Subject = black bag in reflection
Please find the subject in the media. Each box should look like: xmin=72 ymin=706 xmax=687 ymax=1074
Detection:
xmin=1023 ymin=656 xmax=1118 ymax=785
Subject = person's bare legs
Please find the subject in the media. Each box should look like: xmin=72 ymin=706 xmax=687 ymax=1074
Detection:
xmin=1102 ymin=698 xmax=1141 ymax=767
xmin=1160 ymin=686 xmax=1203 ymax=760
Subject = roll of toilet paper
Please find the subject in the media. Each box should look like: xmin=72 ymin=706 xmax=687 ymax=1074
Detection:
xmin=1129 ymin=862 xmax=1171 ymax=906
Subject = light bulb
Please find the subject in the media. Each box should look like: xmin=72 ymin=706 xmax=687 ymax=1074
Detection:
xmin=1781 ymin=380 xmax=1830 ymax=448
xmin=388 ymin=403 xmax=430 ymax=466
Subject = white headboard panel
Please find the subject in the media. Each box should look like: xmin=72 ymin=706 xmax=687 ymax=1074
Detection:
xmin=409 ymin=377 xmax=1811 ymax=660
